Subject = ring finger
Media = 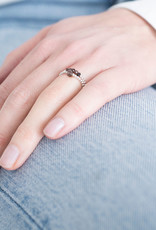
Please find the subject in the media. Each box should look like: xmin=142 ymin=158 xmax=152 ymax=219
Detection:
xmin=0 ymin=38 xmax=96 ymax=156
xmin=0 ymin=55 xmax=111 ymax=170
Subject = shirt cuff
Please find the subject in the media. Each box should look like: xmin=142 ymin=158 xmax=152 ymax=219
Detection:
xmin=110 ymin=0 xmax=156 ymax=30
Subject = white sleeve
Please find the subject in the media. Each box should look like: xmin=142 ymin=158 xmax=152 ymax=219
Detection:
xmin=110 ymin=0 xmax=156 ymax=30
xmin=0 ymin=0 xmax=23 ymax=6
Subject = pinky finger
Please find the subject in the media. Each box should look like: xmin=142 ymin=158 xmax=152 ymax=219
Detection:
xmin=43 ymin=67 xmax=125 ymax=139
xmin=0 ymin=25 xmax=50 ymax=83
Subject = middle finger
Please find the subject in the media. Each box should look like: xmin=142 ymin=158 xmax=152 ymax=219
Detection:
xmin=0 ymin=38 xmax=95 ymax=155
xmin=0 ymin=50 xmax=114 ymax=170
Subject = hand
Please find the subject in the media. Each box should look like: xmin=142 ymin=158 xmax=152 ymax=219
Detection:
xmin=0 ymin=8 xmax=156 ymax=170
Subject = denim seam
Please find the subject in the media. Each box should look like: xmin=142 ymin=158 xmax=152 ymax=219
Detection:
xmin=0 ymin=186 xmax=43 ymax=230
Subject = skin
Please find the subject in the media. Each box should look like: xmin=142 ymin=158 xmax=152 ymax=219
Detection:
xmin=0 ymin=8 xmax=156 ymax=170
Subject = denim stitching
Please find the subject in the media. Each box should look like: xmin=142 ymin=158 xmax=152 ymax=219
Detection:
xmin=0 ymin=186 xmax=43 ymax=230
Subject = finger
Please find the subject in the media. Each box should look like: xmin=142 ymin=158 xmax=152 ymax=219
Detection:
xmin=0 ymin=33 xmax=68 ymax=108
xmin=0 ymin=46 xmax=93 ymax=161
xmin=43 ymin=66 xmax=126 ymax=139
xmin=0 ymin=25 xmax=112 ymax=109
xmin=0 ymin=42 xmax=118 ymax=170
xmin=0 ymin=73 xmax=82 ymax=170
xmin=0 ymin=37 xmax=101 ymax=156
xmin=0 ymin=28 xmax=92 ymax=108
xmin=0 ymin=26 xmax=50 ymax=84
xmin=0 ymin=40 xmax=93 ymax=151
xmin=0 ymin=50 xmax=107 ymax=170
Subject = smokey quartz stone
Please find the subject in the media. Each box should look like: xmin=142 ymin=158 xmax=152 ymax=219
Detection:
xmin=66 ymin=68 xmax=81 ymax=77
xmin=66 ymin=68 xmax=73 ymax=77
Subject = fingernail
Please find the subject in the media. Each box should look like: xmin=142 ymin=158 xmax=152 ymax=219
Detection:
xmin=0 ymin=144 xmax=20 ymax=169
xmin=43 ymin=117 xmax=65 ymax=138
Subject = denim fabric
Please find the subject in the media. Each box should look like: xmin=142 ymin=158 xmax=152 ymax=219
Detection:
xmin=0 ymin=0 xmax=115 ymax=29
xmin=0 ymin=1 xmax=156 ymax=230
xmin=0 ymin=87 xmax=156 ymax=230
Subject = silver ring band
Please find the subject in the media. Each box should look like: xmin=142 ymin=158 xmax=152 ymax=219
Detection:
xmin=59 ymin=68 xmax=86 ymax=88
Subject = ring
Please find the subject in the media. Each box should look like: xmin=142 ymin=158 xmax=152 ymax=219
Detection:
xmin=59 ymin=68 xmax=86 ymax=88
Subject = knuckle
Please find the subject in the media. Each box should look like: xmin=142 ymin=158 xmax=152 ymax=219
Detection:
xmin=50 ymin=18 xmax=74 ymax=34
xmin=62 ymin=40 xmax=84 ymax=57
xmin=40 ymin=25 xmax=51 ymax=34
xmin=91 ymin=46 xmax=104 ymax=59
xmin=9 ymin=85 xmax=31 ymax=108
xmin=50 ymin=16 xmax=81 ymax=33
xmin=5 ymin=50 xmax=15 ymax=62
xmin=68 ymin=40 xmax=84 ymax=52
xmin=37 ymin=38 xmax=52 ymax=55
xmin=16 ymin=125 xmax=34 ymax=143
xmin=55 ymin=18 xmax=71 ymax=28
xmin=36 ymin=36 xmax=61 ymax=56
xmin=0 ymin=84 xmax=10 ymax=108
xmin=66 ymin=100 xmax=85 ymax=119
xmin=0 ymin=133 xmax=7 ymax=146
xmin=88 ymin=82 xmax=105 ymax=99
xmin=0 ymin=83 xmax=9 ymax=101
xmin=40 ymin=86 xmax=60 ymax=103
xmin=89 ymin=78 xmax=115 ymax=102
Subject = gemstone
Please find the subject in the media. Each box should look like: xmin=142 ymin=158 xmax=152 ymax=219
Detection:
xmin=66 ymin=68 xmax=81 ymax=77
xmin=67 ymin=69 xmax=73 ymax=77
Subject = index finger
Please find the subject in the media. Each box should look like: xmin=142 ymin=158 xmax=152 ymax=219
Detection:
xmin=0 ymin=73 xmax=82 ymax=170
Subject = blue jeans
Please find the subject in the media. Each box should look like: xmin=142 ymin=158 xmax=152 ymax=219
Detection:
xmin=0 ymin=1 xmax=156 ymax=230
